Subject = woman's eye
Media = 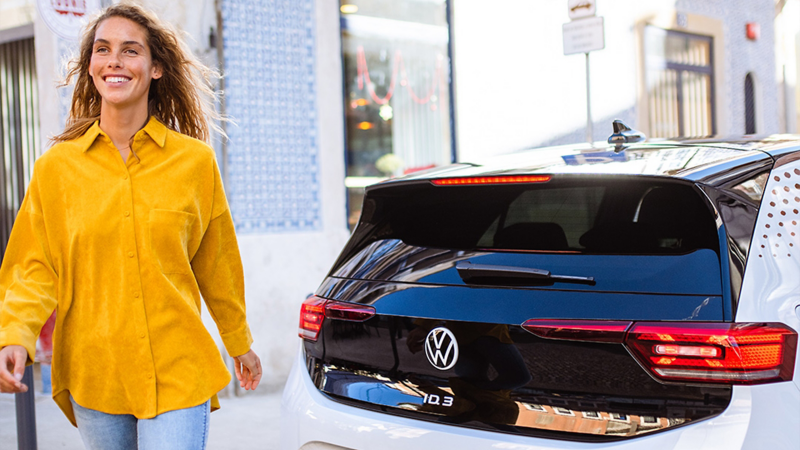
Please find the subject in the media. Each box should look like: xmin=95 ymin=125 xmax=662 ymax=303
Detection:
xmin=124 ymin=49 xmax=138 ymax=55
xmin=94 ymin=47 xmax=108 ymax=53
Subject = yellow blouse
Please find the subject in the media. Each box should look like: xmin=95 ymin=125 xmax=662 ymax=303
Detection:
xmin=0 ymin=117 xmax=252 ymax=426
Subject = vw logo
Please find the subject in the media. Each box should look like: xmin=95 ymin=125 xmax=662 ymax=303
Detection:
xmin=424 ymin=327 xmax=459 ymax=370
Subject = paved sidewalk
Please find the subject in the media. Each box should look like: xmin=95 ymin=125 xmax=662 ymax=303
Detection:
xmin=1 ymin=390 xmax=282 ymax=449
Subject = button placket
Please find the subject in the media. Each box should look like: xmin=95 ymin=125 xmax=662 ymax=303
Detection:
xmin=120 ymin=165 xmax=156 ymax=408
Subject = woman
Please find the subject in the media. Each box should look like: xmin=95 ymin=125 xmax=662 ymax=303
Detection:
xmin=0 ymin=3 xmax=260 ymax=449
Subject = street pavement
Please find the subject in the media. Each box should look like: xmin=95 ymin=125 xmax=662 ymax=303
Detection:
xmin=1 ymin=388 xmax=282 ymax=449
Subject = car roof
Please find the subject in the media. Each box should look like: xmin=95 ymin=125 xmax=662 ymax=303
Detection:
xmin=377 ymin=135 xmax=800 ymax=189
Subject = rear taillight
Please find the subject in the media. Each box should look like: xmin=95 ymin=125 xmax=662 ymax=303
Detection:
xmin=626 ymin=322 xmax=797 ymax=385
xmin=299 ymin=295 xmax=327 ymax=341
xmin=521 ymin=319 xmax=798 ymax=385
xmin=299 ymin=296 xmax=377 ymax=341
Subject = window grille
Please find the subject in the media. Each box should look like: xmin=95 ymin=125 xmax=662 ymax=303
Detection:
xmin=645 ymin=27 xmax=715 ymax=138
xmin=0 ymin=37 xmax=39 ymax=258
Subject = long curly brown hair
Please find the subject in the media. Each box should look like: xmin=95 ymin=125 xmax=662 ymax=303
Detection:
xmin=52 ymin=2 xmax=223 ymax=144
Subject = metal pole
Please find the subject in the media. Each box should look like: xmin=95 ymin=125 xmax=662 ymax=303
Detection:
xmin=585 ymin=52 xmax=593 ymax=144
xmin=15 ymin=365 xmax=37 ymax=450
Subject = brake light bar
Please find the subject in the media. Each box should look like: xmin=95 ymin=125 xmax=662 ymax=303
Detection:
xmin=299 ymin=296 xmax=377 ymax=341
xmin=431 ymin=175 xmax=551 ymax=186
xmin=520 ymin=319 xmax=797 ymax=385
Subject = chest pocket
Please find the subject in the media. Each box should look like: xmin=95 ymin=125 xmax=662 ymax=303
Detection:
xmin=149 ymin=209 xmax=197 ymax=274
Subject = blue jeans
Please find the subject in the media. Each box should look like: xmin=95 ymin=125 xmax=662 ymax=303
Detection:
xmin=70 ymin=396 xmax=210 ymax=450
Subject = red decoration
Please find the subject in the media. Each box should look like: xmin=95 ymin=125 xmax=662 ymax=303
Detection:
xmin=356 ymin=46 xmax=446 ymax=106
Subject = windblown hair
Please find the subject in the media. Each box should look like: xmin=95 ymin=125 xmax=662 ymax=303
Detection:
xmin=52 ymin=2 xmax=224 ymax=144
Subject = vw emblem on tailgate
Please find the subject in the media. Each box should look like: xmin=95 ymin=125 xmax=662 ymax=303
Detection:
xmin=424 ymin=327 xmax=459 ymax=370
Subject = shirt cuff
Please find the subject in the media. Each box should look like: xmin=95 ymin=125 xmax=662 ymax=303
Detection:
xmin=220 ymin=323 xmax=254 ymax=357
xmin=0 ymin=327 xmax=37 ymax=365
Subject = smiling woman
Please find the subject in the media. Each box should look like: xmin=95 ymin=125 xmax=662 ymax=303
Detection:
xmin=0 ymin=3 xmax=261 ymax=450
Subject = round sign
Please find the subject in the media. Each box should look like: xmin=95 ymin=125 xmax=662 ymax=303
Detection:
xmin=37 ymin=0 xmax=103 ymax=41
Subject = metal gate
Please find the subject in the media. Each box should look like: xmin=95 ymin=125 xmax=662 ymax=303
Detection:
xmin=0 ymin=36 xmax=39 ymax=258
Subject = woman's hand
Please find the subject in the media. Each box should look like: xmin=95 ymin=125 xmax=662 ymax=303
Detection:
xmin=233 ymin=349 xmax=262 ymax=391
xmin=0 ymin=345 xmax=28 ymax=393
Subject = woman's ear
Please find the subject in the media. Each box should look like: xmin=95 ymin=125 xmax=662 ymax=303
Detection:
xmin=152 ymin=64 xmax=163 ymax=80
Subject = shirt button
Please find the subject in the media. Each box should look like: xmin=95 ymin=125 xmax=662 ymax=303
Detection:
xmin=124 ymin=211 xmax=130 ymax=217
xmin=140 ymin=333 xmax=146 ymax=339
xmin=128 ymin=251 xmax=135 ymax=258
xmin=134 ymin=292 xmax=140 ymax=298
xmin=122 ymin=174 xmax=129 ymax=180
xmin=147 ymin=374 xmax=153 ymax=379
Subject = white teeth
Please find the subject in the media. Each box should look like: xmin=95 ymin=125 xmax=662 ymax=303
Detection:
xmin=106 ymin=76 xmax=129 ymax=83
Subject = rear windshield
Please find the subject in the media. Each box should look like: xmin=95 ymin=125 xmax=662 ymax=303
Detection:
xmin=358 ymin=176 xmax=719 ymax=255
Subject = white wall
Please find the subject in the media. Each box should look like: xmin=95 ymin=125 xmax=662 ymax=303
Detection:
xmin=0 ymin=0 xmax=35 ymax=31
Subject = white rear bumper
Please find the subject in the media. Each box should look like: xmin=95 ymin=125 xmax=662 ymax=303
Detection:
xmin=280 ymin=346 xmax=800 ymax=450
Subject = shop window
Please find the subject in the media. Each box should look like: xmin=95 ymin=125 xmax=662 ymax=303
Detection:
xmin=340 ymin=0 xmax=454 ymax=228
xmin=644 ymin=26 xmax=715 ymax=138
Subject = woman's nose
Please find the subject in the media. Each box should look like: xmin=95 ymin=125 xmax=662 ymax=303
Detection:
xmin=107 ymin=53 xmax=122 ymax=68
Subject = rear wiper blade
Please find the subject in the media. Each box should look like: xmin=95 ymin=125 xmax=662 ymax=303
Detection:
xmin=455 ymin=261 xmax=596 ymax=286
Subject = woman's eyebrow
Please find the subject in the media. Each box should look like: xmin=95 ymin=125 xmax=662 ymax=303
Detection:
xmin=93 ymin=38 xmax=145 ymax=48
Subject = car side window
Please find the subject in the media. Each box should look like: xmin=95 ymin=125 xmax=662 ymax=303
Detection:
xmin=731 ymin=172 xmax=768 ymax=203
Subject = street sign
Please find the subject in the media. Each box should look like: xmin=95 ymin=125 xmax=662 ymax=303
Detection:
xmin=562 ymin=16 xmax=605 ymax=55
xmin=568 ymin=0 xmax=596 ymax=20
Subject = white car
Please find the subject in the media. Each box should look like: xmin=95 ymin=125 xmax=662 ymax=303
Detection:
xmin=281 ymin=123 xmax=800 ymax=449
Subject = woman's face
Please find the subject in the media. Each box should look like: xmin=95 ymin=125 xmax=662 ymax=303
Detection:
xmin=89 ymin=17 xmax=162 ymax=114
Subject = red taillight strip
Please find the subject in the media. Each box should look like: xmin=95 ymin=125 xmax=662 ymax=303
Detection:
xmin=325 ymin=301 xmax=376 ymax=322
xmin=521 ymin=319 xmax=632 ymax=343
xmin=431 ymin=175 xmax=551 ymax=186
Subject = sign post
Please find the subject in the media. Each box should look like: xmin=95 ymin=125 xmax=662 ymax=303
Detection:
xmin=563 ymin=0 xmax=604 ymax=144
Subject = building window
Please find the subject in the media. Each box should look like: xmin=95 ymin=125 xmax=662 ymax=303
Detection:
xmin=522 ymin=403 xmax=546 ymax=412
xmin=340 ymin=0 xmax=454 ymax=228
xmin=610 ymin=412 xmax=629 ymax=422
xmin=644 ymin=26 xmax=715 ymax=138
xmin=745 ymin=73 xmax=756 ymax=134
xmin=553 ymin=407 xmax=574 ymax=416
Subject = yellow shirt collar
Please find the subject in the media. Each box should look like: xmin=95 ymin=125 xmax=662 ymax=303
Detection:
xmin=78 ymin=116 xmax=168 ymax=152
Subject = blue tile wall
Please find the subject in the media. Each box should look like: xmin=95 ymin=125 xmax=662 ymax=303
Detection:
xmin=221 ymin=0 xmax=321 ymax=233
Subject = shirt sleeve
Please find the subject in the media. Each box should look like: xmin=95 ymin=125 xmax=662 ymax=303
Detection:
xmin=191 ymin=158 xmax=253 ymax=357
xmin=0 ymin=171 xmax=59 ymax=363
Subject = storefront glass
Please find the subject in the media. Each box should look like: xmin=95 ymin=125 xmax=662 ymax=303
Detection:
xmin=340 ymin=0 xmax=453 ymax=228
